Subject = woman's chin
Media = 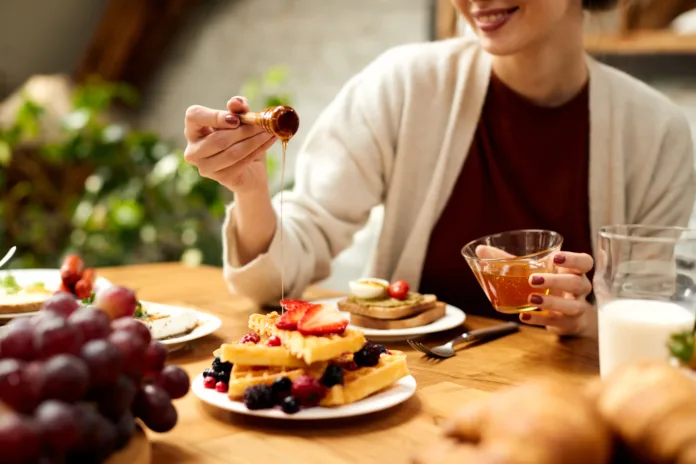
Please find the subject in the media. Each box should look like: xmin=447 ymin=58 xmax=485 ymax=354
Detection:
xmin=478 ymin=35 xmax=528 ymax=57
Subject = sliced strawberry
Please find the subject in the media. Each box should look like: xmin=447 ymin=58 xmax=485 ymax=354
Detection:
xmin=275 ymin=300 xmax=314 ymax=330
xmin=297 ymin=304 xmax=348 ymax=336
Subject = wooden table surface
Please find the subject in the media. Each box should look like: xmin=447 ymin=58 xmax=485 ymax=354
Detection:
xmin=100 ymin=263 xmax=600 ymax=464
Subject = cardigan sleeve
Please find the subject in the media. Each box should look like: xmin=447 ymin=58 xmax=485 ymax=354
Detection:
xmin=634 ymin=110 xmax=696 ymax=228
xmin=220 ymin=50 xmax=404 ymax=305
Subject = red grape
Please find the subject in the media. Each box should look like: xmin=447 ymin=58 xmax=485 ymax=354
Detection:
xmin=42 ymin=292 xmax=80 ymax=318
xmin=6 ymin=317 xmax=32 ymax=331
xmin=114 ymin=411 xmax=136 ymax=450
xmin=144 ymin=341 xmax=167 ymax=372
xmin=80 ymin=339 xmax=123 ymax=388
xmin=69 ymin=402 xmax=116 ymax=462
xmin=133 ymin=383 xmax=178 ymax=433
xmin=0 ymin=412 xmax=41 ymax=463
xmin=108 ymin=330 xmax=146 ymax=378
xmin=34 ymin=316 xmax=83 ymax=358
xmin=93 ymin=286 xmax=138 ymax=320
xmin=35 ymin=400 xmax=81 ymax=454
xmin=111 ymin=318 xmax=151 ymax=345
xmin=0 ymin=359 xmax=39 ymax=413
xmin=91 ymin=376 xmax=136 ymax=421
xmin=156 ymin=365 xmax=190 ymax=400
xmin=41 ymin=354 xmax=89 ymax=403
xmin=68 ymin=306 xmax=111 ymax=342
xmin=0 ymin=324 xmax=37 ymax=361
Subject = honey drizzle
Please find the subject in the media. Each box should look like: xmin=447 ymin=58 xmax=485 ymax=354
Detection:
xmin=280 ymin=140 xmax=287 ymax=303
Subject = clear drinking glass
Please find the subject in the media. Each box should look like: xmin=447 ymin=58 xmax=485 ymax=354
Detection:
xmin=594 ymin=225 xmax=696 ymax=378
xmin=462 ymin=229 xmax=563 ymax=314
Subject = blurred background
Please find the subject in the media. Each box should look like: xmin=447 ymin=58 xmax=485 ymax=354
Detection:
xmin=0 ymin=0 xmax=695 ymax=292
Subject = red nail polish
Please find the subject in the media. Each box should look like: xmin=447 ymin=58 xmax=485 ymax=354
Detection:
xmin=521 ymin=313 xmax=531 ymax=321
xmin=531 ymin=276 xmax=544 ymax=285
xmin=530 ymin=295 xmax=543 ymax=305
xmin=225 ymin=114 xmax=239 ymax=126
xmin=553 ymin=254 xmax=566 ymax=265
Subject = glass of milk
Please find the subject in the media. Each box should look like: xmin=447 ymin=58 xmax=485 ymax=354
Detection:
xmin=594 ymin=225 xmax=696 ymax=378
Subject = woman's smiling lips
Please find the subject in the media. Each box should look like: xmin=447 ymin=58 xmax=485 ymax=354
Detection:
xmin=471 ymin=7 xmax=519 ymax=33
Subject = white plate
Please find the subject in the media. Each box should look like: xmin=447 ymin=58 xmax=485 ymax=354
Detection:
xmin=0 ymin=269 xmax=113 ymax=321
xmin=312 ymin=297 xmax=466 ymax=341
xmin=140 ymin=301 xmax=222 ymax=346
xmin=192 ymin=373 xmax=416 ymax=420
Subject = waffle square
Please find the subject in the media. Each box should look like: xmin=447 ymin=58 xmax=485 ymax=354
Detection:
xmin=218 ymin=343 xmax=307 ymax=368
xmin=248 ymin=312 xmax=366 ymax=364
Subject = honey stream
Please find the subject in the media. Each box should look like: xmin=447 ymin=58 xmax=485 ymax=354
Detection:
xmin=280 ymin=140 xmax=287 ymax=302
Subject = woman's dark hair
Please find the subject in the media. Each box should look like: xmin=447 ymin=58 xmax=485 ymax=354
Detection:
xmin=582 ymin=0 xmax=619 ymax=11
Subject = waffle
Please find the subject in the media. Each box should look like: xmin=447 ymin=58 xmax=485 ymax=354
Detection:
xmin=227 ymin=364 xmax=306 ymax=399
xmin=320 ymin=350 xmax=409 ymax=406
xmin=249 ymin=312 xmax=366 ymax=364
xmin=218 ymin=343 xmax=307 ymax=368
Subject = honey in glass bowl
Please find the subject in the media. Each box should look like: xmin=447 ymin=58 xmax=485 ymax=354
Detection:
xmin=462 ymin=230 xmax=563 ymax=314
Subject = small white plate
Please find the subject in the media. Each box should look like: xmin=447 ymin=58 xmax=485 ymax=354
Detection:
xmin=312 ymin=297 xmax=466 ymax=341
xmin=192 ymin=374 xmax=416 ymax=420
xmin=0 ymin=269 xmax=113 ymax=321
xmin=140 ymin=301 xmax=222 ymax=347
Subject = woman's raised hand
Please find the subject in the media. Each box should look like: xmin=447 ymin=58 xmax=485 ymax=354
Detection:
xmin=183 ymin=96 xmax=277 ymax=193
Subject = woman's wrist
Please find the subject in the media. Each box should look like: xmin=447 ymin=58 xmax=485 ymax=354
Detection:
xmin=233 ymin=187 xmax=277 ymax=266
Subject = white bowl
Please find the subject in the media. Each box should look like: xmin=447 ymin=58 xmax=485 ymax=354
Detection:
xmin=348 ymin=278 xmax=389 ymax=299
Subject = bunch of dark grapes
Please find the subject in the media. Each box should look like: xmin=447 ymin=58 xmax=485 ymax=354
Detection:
xmin=0 ymin=286 xmax=191 ymax=463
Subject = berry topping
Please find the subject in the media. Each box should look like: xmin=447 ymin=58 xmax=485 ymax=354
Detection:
xmin=321 ymin=365 xmax=344 ymax=388
xmin=341 ymin=360 xmax=360 ymax=371
xmin=203 ymin=368 xmax=216 ymax=379
xmin=239 ymin=333 xmax=260 ymax=345
xmin=243 ymin=385 xmax=275 ymax=410
xmin=212 ymin=356 xmax=233 ymax=374
xmin=217 ymin=370 xmax=231 ymax=383
xmin=297 ymin=304 xmax=348 ymax=336
xmin=275 ymin=300 xmax=314 ymax=330
xmin=291 ymin=375 xmax=327 ymax=407
xmin=266 ymin=336 xmax=282 ymax=347
xmin=203 ymin=376 xmax=217 ymax=389
xmin=281 ymin=396 xmax=301 ymax=415
xmin=388 ymin=280 xmax=410 ymax=300
xmin=215 ymin=381 xmax=228 ymax=393
xmin=354 ymin=341 xmax=383 ymax=367
xmin=374 ymin=343 xmax=389 ymax=354
xmin=271 ymin=377 xmax=293 ymax=401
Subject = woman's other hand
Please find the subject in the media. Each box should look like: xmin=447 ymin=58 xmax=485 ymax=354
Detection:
xmin=524 ymin=252 xmax=596 ymax=337
xmin=183 ymin=96 xmax=277 ymax=193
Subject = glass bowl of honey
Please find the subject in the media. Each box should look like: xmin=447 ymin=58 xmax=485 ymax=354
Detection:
xmin=461 ymin=230 xmax=563 ymax=314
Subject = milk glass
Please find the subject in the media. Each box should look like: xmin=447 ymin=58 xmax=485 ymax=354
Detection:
xmin=594 ymin=225 xmax=696 ymax=378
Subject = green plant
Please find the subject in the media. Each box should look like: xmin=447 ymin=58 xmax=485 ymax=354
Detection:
xmin=0 ymin=67 xmax=292 ymax=269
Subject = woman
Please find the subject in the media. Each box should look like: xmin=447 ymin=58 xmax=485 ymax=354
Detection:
xmin=183 ymin=0 xmax=695 ymax=337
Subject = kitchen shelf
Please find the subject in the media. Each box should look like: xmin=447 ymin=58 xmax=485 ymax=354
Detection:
xmin=584 ymin=31 xmax=696 ymax=54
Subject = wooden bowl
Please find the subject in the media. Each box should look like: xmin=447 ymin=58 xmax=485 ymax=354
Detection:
xmin=105 ymin=424 xmax=150 ymax=464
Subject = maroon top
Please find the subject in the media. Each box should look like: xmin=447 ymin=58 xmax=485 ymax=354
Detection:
xmin=419 ymin=73 xmax=593 ymax=321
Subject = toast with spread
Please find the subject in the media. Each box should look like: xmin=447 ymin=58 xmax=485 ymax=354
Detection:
xmin=338 ymin=278 xmax=447 ymax=330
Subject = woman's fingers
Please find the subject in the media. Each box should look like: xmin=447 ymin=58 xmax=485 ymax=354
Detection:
xmin=529 ymin=273 xmax=592 ymax=297
xmin=204 ymin=133 xmax=276 ymax=177
xmin=525 ymin=293 xmax=587 ymax=317
xmin=553 ymin=252 xmax=594 ymax=275
xmin=227 ymin=95 xmax=250 ymax=114
xmin=185 ymin=125 xmax=267 ymax=165
xmin=519 ymin=309 xmax=585 ymax=335
xmin=184 ymin=105 xmax=239 ymax=141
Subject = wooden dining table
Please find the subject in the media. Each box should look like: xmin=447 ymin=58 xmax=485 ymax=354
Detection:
xmin=99 ymin=262 xmax=600 ymax=464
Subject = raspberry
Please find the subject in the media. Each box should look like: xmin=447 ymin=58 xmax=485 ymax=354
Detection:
xmin=215 ymin=381 xmax=228 ymax=393
xmin=203 ymin=376 xmax=216 ymax=389
xmin=266 ymin=335 xmax=282 ymax=347
xmin=239 ymin=333 xmax=260 ymax=344
xmin=291 ymin=375 xmax=327 ymax=407
xmin=354 ymin=342 xmax=382 ymax=367
xmin=321 ymin=365 xmax=344 ymax=387
xmin=243 ymin=385 xmax=274 ymax=410
xmin=281 ymin=396 xmax=301 ymax=414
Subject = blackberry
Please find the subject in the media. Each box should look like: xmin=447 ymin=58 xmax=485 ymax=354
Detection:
xmin=374 ymin=343 xmax=388 ymax=354
xmin=321 ymin=365 xmax=344 ymax=387
xmin=242 ymin=385 xmax=275 ymax=410
xmin=281 ymin=396 xmax=301 ymax=415
xmin=354 ymin=341 xmax=382 ymax=367
xmin=271 ymin=377 xmax=293 ymax=401
xmin=212 ymin=356 xmax=233 ymax=374
xmin=217 ymin=370 xmax=231 ymax=383
xmin=202 ymin=368 xmax=216 ymax=379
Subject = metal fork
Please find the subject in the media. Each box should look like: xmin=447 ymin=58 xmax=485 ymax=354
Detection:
xmin=407 ymin=322 xmax=520 ymax=358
